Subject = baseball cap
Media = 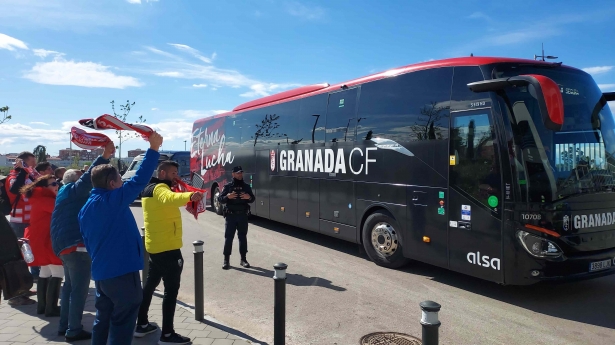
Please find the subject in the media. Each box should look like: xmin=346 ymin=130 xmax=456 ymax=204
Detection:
xmin=232 ymin=166 xmax=243 ymax=173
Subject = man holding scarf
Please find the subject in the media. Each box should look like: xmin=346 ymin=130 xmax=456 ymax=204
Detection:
xmin=50 ymin=140 xmax=115 ymax=342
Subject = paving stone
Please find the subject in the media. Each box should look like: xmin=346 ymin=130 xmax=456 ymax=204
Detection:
xmin=206 ymin=330 xmax=231 ymax=339
xmin=188 ymin=330 xmax=212 ymax=338
xmin=6 ymin=334 xmax=38 ymax=342
xmin=192 ymin=338 xmax=215 ymax=345
xmin=211 ymin=339 xmax=234 ymax=345
xmin=232 ymin=340 xmax=252 ymax=345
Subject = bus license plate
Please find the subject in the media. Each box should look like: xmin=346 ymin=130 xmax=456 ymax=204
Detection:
xmin=589 ymin=259 xmax=612 ymax=272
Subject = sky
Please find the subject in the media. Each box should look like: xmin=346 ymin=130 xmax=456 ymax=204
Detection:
xmin=1 ymin=0 xmax=614 ymax=158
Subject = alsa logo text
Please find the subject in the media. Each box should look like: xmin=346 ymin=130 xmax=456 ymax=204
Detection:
xmin=467 ymin=251 xmax=500 ymax=270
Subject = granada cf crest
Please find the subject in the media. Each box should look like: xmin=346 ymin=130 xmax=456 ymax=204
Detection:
xmin=562 ymin=215 xmax=570 ymax=231
xmin=270 ymin=150 xmax=276 ymax=172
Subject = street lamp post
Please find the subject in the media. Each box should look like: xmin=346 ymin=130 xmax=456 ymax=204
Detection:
xmin=184 ymin=140 xmax=187 ymax=151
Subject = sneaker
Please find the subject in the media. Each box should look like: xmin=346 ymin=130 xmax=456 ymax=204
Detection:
xmin=65 ymin=330 xmax=92 ymax=342
xmin=159 ymin=332 xmax=191 ymax=344
xmin=134 ymin=323 xmax=158 ymax=338
xmin=240 ymin=259 xmax=250 ymax=268
xmin=222 ymin=260 xmax=230 ymax=270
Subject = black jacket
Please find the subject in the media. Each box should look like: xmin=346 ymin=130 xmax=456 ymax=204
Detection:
xmin=0 ymin=216 xmax=21 ymax=266
xmin=141 ymin=177 xmax=173 ymax=198
xmin=217 ymin=179 xmax=255 ymax=212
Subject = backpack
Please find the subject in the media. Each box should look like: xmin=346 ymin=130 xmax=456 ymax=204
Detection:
xmin=0 ymin=175 xmax=19 ymax=217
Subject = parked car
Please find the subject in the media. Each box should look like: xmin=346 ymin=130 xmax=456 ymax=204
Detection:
xmin=121 ymin=150 xmax=191 ymax=186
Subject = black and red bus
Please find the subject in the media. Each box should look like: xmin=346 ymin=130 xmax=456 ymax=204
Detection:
xmin=190 ymin=56 xmax=615 ymax=285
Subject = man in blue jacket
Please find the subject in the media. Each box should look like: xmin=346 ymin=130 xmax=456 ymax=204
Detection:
xmin=50 ymin=140 xmax=115 ymax=342
xmin=79 ymin=132 xmax=163 ymax=345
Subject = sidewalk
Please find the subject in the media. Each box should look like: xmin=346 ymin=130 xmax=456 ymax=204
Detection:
xmin=0 ymin=281 xmax=256 ymax=345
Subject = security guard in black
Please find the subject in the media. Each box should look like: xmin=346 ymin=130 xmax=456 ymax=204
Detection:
xmin=218 ymin=166 xmax=255 ymax=270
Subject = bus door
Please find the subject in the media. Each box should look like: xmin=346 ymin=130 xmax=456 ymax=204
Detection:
xmin=448 ymin=109 xmax=504 ymax=283
xmin=319 ymin=87 xmax=359 ymax=242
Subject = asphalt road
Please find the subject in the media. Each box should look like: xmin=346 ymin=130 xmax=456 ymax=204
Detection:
xmin=130 ymin=204 xmax=615 ymax=345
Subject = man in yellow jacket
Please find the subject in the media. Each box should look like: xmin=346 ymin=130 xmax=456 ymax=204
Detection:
xmin=134 ymin=160 xmax=204 ymax=345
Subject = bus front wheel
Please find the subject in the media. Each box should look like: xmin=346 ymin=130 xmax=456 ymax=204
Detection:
xmin=213 ymin=186 xmax=223 ymax=215
xmin=362 ymin=211 xmax=409 ymax=269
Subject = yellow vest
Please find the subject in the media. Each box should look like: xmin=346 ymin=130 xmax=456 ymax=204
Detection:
xmin=142 ymin=183 xmax=193 ymax=254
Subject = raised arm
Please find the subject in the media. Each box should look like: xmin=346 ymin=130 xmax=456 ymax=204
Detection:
xmin=111 ymin=132 xmax=163 ymax=207
xmin=74 ymin=141 xmax=114 ymax=196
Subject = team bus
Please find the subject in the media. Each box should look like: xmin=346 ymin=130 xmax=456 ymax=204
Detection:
xmin=190 ymin=56 xmax=615 ymax=285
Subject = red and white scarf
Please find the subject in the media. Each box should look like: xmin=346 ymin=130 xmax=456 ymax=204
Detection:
xmin=79 ymin=114 xmax=153 ymax=140
xmin=172 ymin=179 xmax=207 ymax=219
xmin=71 ymin=127 xmax=112 ymax=150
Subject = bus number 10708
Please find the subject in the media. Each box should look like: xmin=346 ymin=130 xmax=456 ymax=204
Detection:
xmin=521 ymin=213 xmax=542 ymax=220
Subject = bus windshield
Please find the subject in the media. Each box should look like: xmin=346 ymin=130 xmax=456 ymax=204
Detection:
xmin=493 ymin=64 xmax=615 ymax=203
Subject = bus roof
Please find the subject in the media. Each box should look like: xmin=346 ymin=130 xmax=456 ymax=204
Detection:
xmin=195 ymin=56 xmax=574 ymax=125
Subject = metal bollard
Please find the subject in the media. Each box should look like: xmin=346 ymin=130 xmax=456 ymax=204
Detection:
xmin=273 ymin=263 xmax=288 ymax=345
xmin=419 ymin=300 xmax=441 ymax=345
xmin=193 ymin=240 xmax=204 ymax=321
xmin=141 ymin=227 xmax=149 ymax=288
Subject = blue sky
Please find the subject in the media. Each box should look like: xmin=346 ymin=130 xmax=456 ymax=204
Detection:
xmin=1 ymin=0 xmax=614 ymax=158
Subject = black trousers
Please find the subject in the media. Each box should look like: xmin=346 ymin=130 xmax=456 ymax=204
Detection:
xmin=137 ymin=249 xmax=183 ymax=334
xmin=224 ymin=213 xmax=248 ymax=257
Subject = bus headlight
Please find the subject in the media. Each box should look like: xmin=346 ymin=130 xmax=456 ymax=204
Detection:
xmin=516 ymin=230 xmax=563 ymax=258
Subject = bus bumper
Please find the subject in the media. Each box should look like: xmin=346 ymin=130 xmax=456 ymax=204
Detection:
xmin=509 ymin=248 xmax=615 ymax=285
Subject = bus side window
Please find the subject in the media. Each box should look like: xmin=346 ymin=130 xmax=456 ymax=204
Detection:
xmin=450 ymin=113 xmax=501 ymax=211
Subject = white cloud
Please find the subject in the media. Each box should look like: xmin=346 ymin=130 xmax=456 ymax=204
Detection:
xmin=610 ymin=103 xmax=615 ymax=114
xmin=0 ymin=33 xmax=28 ymax=51
xmin=467 ymin=12 xmax=492 ymax=22
xmin=211 ymin=52 xmax=217 ymax=60
xmin=155 ymin=71 xmax=183 ymax=77
xmin=24 ymin=58 xmax=143 ymax=89
xmin=30 ymin=121 xmax=50 ymax=126
xmin=181 ymin=110 xmax=228 ymax=118
xmin=126 ymin=0 xmax=158 ymax=4
xmin=286 ymin=1 xmax=324 ymax=20
xmin=32 ymin=48 xmax=64 ymax=58
xmin=148 ymin=119 xmax=193 ymax=141
xmin=0 ymin=121 xmax=77 ymax=145
xmin=168 ymin=43 xmax=212 ymax=63
xmin=583 ymin=66 xmax=613 ymax=75
xmin=599 ymin=84 xmax=615 ymax=91
xmin=192 ymin=84 xmax=207 ymax=88
xmin=240 ymin=83 xmax=301 ymax=98
xmin=151 ymin=108 xmax=159 ymax=111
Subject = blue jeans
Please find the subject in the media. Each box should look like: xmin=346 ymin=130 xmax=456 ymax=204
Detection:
xmin=92 ymin=272 xmax=142 ymax=345
xmin=59 ymin=251 xmax=92 ymax=337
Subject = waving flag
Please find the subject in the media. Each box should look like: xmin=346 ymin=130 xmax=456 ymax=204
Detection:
xmin=71 ymin=127 xmax=112 ymax=150
xmin=79 ymin=114 xmax=153 ymax=140
xmin=172 ymin=178 xmax=207 ymax=219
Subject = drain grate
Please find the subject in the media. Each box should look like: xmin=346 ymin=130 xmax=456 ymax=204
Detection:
xmin=359 ymin=332 xmax=422 ymax=345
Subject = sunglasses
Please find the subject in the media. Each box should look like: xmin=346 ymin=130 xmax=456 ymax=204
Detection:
xmin=48 ymin=182 xmax=58 ymax=187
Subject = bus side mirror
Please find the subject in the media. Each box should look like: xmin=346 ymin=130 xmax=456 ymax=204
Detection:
xmin=468 ymin=74 xmax=564 ymax=131
xmin=604 ymin=92 xmax=615 ymax=102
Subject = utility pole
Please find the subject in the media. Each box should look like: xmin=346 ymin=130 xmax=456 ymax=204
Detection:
xmin=184 ymin=140 xmax=187 ymax=151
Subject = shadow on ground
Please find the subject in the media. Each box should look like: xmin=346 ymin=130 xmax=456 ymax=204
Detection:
xmin=231 ymin=210 xmax=615 ymax=332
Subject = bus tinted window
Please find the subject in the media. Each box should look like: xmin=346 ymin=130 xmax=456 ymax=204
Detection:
xmin=225 ymin=114 xmax=242 ymax=148
xmin=246 ymin=100 xmax=301 ymax=146
xmin=297 ymin=93 xmax=327 ymax=145
xmin=356 ymin=68 xmax=453 ymax=142
xmin=451 ymin=66 xmax=487 ymax=111
xmin=326 ymin=88 xmax=359 ymax=143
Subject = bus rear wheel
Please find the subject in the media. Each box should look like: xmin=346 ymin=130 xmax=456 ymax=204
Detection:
xmin=212 ymin=186 xmax=223 ymax=215
xmin=362 ymin=211 xmax=409 ymax=269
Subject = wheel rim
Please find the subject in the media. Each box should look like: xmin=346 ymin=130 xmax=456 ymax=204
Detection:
xmin=370 ymin=222 xmax=398 ymax=256
xmin=213 ymin=189 xmax=221 ymax=212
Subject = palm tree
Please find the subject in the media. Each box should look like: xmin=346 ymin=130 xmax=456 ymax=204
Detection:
xmin=33 ymin=145 xmax=47 ymax=163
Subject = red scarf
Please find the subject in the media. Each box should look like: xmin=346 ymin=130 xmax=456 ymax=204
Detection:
xmin=172 ymin=179 xmax=207 ymax=219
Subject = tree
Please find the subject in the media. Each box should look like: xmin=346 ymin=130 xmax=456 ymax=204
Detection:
xmin=410 ymin=101 xmax=450 ymax=140
xmin=68 ymin=154 xmax=81 ymax=169
xmin=0 ymin=106 xmax=11 ymax=124
xmin=110 ymin=100 xmax=146 ymax=171
xmin=33 ymin=145 xmax=47 ymax=163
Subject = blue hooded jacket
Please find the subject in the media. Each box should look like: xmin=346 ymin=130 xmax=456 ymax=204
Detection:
xmin=50 ymin=155 xmax=110 ymax=256
xmin=79 ymin=149 xmax=160 ymax=281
